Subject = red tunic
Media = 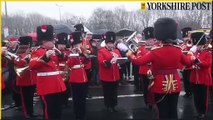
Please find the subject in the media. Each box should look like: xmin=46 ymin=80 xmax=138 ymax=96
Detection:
xmin=137 ymin=45 xmax=150 ymax=75
xmin=82 ymin=38 xmax=93 ymax=70
xmin=58 ymin=50 xmax=70 ymax=71
xmin=189 ymin=50 xmax=212 ymax=86
xmin=29 ymin=47 xmax=66 ymax=95
xmin=14 ymin=53 xmax=36 ymax=86
xmin=98 ymin=47 xmax=121 ymax=82
xmin=67 ymin=54 xmax=88 ymax=83
xmin=128 ymin=45 xmax=192 ymax=94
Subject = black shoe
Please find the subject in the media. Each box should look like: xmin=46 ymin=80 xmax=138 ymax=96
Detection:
xmin=183 ymin=93 xmax=192 ymax=98
xmin=25 ymin=115 xmax=31 ymax=119
xmin=110 ymin=107 xmax=117 ymax=112
xmin=14 ymin=106 xmax=22 ymax=111
xmin=1 ymin=105 xmax=10 ymax=111
xmin=197 ymin=114 xmax=206 ymax=120
xmin=86 ymin=94 xmax=92 ymax=99
xmin=29 ymin=113 xmax=38 ymax=118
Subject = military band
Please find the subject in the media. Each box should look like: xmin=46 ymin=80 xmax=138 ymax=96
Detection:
xmin=1 ymin=17 xmax=212 ymax=120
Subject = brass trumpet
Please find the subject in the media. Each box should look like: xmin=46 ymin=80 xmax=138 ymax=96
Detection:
xmin=186 ymin=40 xmax=193 ymax=47
xmin=53 ymin=46 xmax=62 ymax=55
xmin=15 ymin=66 xmax=29 ymax=77
xmin=4 ymin=50 xmax=20 ymax=60
xmin=14 ymin=54 xmax=31 ymax=77
xmin=81 ymin=41 xmax=91 ymax=58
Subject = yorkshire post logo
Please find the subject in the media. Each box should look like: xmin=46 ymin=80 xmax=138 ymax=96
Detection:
xmin=141 ymin=2 xmax=211 ymax=10
xmin=141 ymin=2 xmax=146 ymax=10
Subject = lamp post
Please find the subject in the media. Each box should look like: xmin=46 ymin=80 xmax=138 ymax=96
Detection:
xmin=55 ymin=4 xmax=63 ymax=22
xmin=4 ymin=1 xmax=9 ymax=38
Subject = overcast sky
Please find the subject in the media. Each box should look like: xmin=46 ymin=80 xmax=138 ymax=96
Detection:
xmin=2 ymin=2 xmax=140 ymax=20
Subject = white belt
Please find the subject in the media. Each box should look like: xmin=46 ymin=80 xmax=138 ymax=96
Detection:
xmin=59 ymin=63 xmax=65 ymax=67
xmin=37 ymin=71 xmax=61 ymax=77
xmin=72 ymin=64 xmax=84 ymax=69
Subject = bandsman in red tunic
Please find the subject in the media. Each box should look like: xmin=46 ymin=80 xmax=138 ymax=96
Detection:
xmin=117 ymin=18 xmax=193 ymax=119
xmin=14 ymin=36 xmax=36 ymax=119
xmin=132 ymin=33 xmax=143 ymax=93
xmin=67 ymin=31 xmax=89 ymax=120
xmin=6 ymin=36 xmax=22 ymax=109
xmin=188 ymin=32 xmax=212 ymax=119
xmin=140 ymin=27 xmax=154 ymax=107
xmin=29 ymin=25 xmax=67 ymax=120
xmin=98 ymin=31 xmax=121 ymax=112
xmin=181 ymin=27 xmax=193 ymax=98
xmin=56 ymin=32 xmax=71 ymax=107
xmin=207 ymin=30 xmax=213 ymax=103
xmin=74 ymin=24 xmax=93 ymax=98
xmin=1 ymin=48 xmax=8 ymax=90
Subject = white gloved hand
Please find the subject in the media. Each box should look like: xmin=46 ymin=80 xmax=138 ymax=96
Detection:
xmin=110 ymin=57 xmax=117 ymax=64
xmin=117 ymin=42 xmax=129 ymax=52
xmin=46 ymin=50 xmax=55 ymax=58
xmin=189 ymin=46 xmax=197 ymax=53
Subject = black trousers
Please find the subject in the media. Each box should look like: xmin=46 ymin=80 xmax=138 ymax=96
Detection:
xmin=141 ymin=75 xmax=149 ymax=105
xmin=192 ymin=84 xmax=208 ymax=115
xmin=11 ymin=89 xmax=22 ymax=107
xmin=182 ymin=69 xmax=191 ymax=94
xmin=133 ymin=64 xmax=140 ymax=90
xmin=86 ymin=69 xmax=92 ymax=83
xmin=11 ymin=81 xmax=22 ymax=107
xmin=102 ymin=81 xmax=118 ymax=108
xmin=134 ymin=73 xmax=140 ymax=90
xmin=61 ymin=82 xmax=71 ymax=106
xmin=20 ymin=85 xmax=35 ymax=117
xmin=41 ymin=92 xmax=63 ymax=120
xmin=155 ymin=93 xmax=179 ymax=120
xmin=71 ymin=83 xmax=88 ymax=119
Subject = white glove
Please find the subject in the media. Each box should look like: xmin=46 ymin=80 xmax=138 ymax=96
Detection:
xmin=110 ymin=57 xmax=117 ymax=64
xmin=46 ymin=50 xmax=55 ymax=58
xmin=117 ymin=43 xmax=129 ymax=52
xmin=189 ymin=46 xmax=197 ymax=53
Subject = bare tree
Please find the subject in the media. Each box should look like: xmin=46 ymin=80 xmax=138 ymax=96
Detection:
xmin=2 ymin=5 xmax=212 ymax=38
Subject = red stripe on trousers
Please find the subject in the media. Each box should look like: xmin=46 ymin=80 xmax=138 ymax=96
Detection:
xmin=20 ymin=87 xmax=27 ymax=117
xmin=41 ymin=96 xmax=48 ymax=120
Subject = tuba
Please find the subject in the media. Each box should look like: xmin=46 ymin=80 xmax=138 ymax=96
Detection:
xmin=117 ymin=31 xmax=139 ymax=53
